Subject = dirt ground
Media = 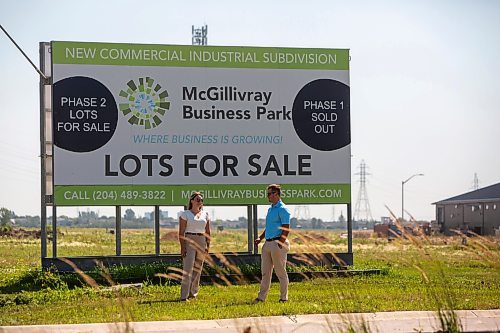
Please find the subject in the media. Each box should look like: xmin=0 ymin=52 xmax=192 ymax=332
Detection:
xmin=0 ymin=228 xmax=41 ymax=238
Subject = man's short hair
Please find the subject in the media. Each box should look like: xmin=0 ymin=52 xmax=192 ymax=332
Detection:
xmin=267 ymin=184 xmax=281 ymax=196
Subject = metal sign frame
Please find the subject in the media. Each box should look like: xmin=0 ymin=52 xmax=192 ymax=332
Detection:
xmin=40 ymin=41 xmax=353 ymax=271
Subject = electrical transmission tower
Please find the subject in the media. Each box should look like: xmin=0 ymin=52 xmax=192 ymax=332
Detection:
xmin=354 ymin=160 xmax=373 ymax=221
xmin=192 ymin=25 xmax=208 ymax=45
xmin=293 ymin=206 xmax=310 ymax=220
xmin=471 ymin=173 xmax=480 ymax=190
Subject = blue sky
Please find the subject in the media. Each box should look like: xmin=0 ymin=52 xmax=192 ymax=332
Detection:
xmin=1 ymin=0 xmax=499 ymax=221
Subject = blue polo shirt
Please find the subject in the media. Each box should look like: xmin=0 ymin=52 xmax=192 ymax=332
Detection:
xmin=265 ymin=199 xmax=291 ymax=239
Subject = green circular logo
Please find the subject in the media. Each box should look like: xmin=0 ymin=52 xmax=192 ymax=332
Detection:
xmin=118 ymin=77 xmax=170 ymax=129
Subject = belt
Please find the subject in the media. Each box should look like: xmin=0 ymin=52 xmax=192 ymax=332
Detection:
xmin=186 ymin=232 xmax=204 ymax=236
xmin=266 ymin=236 xmax=281 ymax=241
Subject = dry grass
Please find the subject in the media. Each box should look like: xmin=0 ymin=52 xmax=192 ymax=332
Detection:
xmin=1 ymin=225 xmax=499 ymax=332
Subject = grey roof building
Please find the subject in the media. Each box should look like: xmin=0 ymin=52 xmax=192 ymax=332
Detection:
xmin=433 ymin=182 xmax=500 ymax=236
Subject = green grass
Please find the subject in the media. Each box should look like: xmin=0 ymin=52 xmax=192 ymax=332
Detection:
xmin=0 ymin=228 xmax=499 ymax=326
xmin=0 ymin=270 xmax=498 ymax=325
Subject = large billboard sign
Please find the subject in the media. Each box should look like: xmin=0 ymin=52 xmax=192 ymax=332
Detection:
xmin=50 ymin=41 xmax=351 ymax=206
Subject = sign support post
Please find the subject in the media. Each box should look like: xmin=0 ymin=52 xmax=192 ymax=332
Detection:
xmin=115 ymin=206 xmax=121 ymax=255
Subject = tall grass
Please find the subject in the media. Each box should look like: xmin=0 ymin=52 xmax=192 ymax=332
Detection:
xmin=0 ymin=226 xmax=499 ymax=332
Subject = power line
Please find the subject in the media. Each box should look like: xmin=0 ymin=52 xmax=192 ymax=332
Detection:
xmin=0 ymin=24 xmax=47 ymax=80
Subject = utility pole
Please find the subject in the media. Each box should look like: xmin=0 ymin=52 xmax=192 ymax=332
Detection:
xmin=401 ymin=173 xmax=424 ymax=222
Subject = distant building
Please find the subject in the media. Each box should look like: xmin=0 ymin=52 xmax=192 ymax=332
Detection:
xmin=380 ymin=216 xmax=391 ymax=224
xmin=433 ymin=182 xmax=500 ymax=235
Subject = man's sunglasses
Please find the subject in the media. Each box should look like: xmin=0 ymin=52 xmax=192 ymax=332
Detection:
xmin=267 ymin=191 xmax=276 ymax=196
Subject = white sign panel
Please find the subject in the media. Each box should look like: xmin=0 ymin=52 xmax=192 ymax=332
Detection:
xmin=50 ymin=42 xmax=351 ymax=205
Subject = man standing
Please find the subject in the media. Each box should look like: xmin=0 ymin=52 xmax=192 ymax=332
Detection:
xmin=253 ymin=184 xmax=291 ymax=303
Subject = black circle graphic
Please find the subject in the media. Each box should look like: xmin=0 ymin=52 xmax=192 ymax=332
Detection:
xmin=53 ymin=77 xmax=118 ymax=152
xmin=292 ymin=79 xmax=350 ymax=151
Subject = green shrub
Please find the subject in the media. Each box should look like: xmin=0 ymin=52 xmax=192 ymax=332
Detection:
xmin=14 ymin=293 xmax=31 ymax=305
xmin=34 ymin=270 xmax=69 ymax=290
xmin=0 ymin=294 xmax=14 ymax=307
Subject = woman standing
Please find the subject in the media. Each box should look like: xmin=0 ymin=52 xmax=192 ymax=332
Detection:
xmin=178 ymin=191 xmax=211 ymax=301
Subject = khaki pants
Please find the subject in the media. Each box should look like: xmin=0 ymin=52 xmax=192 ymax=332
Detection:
xmin=257 ymin=240 xmax=289 ymax=301
xmin=181 ymin=234 xmax=207 ymax=300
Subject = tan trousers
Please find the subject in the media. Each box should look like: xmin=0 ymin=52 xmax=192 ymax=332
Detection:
xmin=257 ymin=239 xmax=289 ymax=301
xmin=181 ymin=234 xmax=207 ymax=300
